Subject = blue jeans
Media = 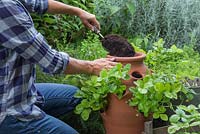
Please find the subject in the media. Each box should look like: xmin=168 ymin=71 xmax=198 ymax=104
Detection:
xmin=0 ymin=83 xmax=81 ymax=134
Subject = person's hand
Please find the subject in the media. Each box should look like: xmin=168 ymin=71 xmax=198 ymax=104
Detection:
xmin=47 ymin=1 xmax=100 ymax=31
xmin=78 ymin=10 xmax=100 ymax=31
xmin=90 ymin=58 xmax=117 ymax=75
xmin=64 ymin=57 xmax=117 ymax=75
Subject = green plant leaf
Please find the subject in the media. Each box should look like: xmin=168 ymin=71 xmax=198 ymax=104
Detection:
xmin=153 ymin=113 xmax=160 ymax=119
xmin=175 ymin=109 xmax=185 ymax=116
xmin=138 ymin=88 xmax=148 ymax=94
xmin=44 ymin=17 xmax=56 ymax=24
xmin=164 ymin=91 xmax=173 ymax=99
xmin=190 ymin=121 xmax=200 ymax=127
xmin=126 ymin=1 xmax=136 ymax=16
xmin=168 ymin=125 xmax=180 ymax=134
xmin=81 ymin=109 xmax=91 ymax=121
xmin=109 ymin=5 xmax=120 ymax=16
xmin=93 ymin=93 xmax=100 ymax=100
xmin=74 ymin=104 xmax=84 ymax=114
xmin=170 ymin=115 xmax=180 ymax=123
xmin=154 ymin=82 xmax=164 ymax=92
xmin=128 ymin=98 xmax=138 ymax=106
xmin=160 ymin=114 xmax=168 ymax=121
xmin=100 ymin=69 xmax=108 ymax=78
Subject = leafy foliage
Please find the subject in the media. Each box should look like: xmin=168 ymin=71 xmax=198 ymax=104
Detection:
xmin=145 ymin=39 xmax=200 ymax=79
xmin=128 ymin=72 xmax=193 ymax=121
xmin=32 ymin=0 xmax=95 ymax=50
xmin=74 ymin=33 xmax=107 ymax=60
xmin=94 ymin=0 xmax=200 ymax=48
xmin=74 ymin=64 xmax=130 ymax=120
xmin=33 ymin=0 xmax=200 ymax=129
xmin=168 ymin=104 xmax=200 ymax=134
xmin=94 ymin=0 xmax=136 ymax=35
xmin=128 ymin=38 xmax=200 ymax=122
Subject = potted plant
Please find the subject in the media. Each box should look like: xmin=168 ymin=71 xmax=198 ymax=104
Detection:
xmin=74 ymin=34 xmax=151 ymax=134
xmin=128 ymin=72 xmax=192 ymax=121
xmin=143 ymin=39 xmax=200 ymax=133
xmin=74 ymin=62 xmax=150 ymax=134
xmin=74 ymin=63 xmax=131 ymax=121
xmin=74 ymin=61 xmax=193 ymax=134
xmin=74 ymin=36 xmax=198 ymax=134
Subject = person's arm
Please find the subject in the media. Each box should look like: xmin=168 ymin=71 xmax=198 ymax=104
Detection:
xmin=0 ymin=1 xmax=115 ymax=76
xmin=20 ymin=0 xmax=99 ymax=30
xmin=47 ymin=0 xmax=99 ymax=30
xmin=64 ymin=57 xmax=116 ymax=75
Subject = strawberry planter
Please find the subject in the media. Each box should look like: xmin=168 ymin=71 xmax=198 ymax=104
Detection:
xmin=74 ymin=36 xmax=195 ymax=134
xmin=102 ymin=52 xmax=150 ymax=134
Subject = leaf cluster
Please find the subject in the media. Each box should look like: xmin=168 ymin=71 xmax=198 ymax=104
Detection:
xmin=168 ymin=104 xmax=200 ymax=134
xmin=94 ymin=0 xmax=200 ymax=48
xmin=94 ymin=0 xmax=136 ymax=35
xmin=74 ymin=64 xmax=130 ymax=120
xmin=128 ymin=72 xmax=193 ymax=121
xmin=75 ymin=33 xmax=107 ymax=60
xmin=145 ymin=39 xmax=200 ymax=79
xmin=32 ymin=0 xmax=95 ymax=50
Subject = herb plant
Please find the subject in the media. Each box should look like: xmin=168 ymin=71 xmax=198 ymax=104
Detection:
xmin=128 ymin=72 xmax=193 ymax=121
xmin=76 ymin=34 xmax=107 ymax=60
xmin=94 ymin=0 xmax=200 ymax=48
xmin=168 ymin=104 xmax=200 ymax=134
xmin=145 ymin=39 xmax=200 ymax=79
xmin=74 ymin=63 xmax=130 ymax=120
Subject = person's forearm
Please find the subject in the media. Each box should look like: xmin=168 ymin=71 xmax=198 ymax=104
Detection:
xmin=47 ymin=0 xmax=83 ymax=16
xmin=64 ymin=58 xmax=93 ymax=75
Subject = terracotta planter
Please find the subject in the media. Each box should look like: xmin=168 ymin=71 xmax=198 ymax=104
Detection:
xmin=101 ymin=52 xmax=149 ymax=134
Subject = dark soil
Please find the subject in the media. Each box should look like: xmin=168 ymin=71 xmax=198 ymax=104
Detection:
xmin=101 ymin=34 xmax=135 ymax=57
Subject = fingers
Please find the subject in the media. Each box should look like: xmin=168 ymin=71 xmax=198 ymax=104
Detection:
xmin=103 ymin=64 xmax=116 ymax=70
xmin=86 ymin=19 xmax=100 ymax=31
xmin=80 ymin=13 xmax=100 ymax=31
xmin=91 ymin=58 xmax=118 ymax=75
xmin=100 ymin=58 xmax=118 ymax=69
xmin=105 ymin=57 xmax=116 ymax=62
xmin=82 ymin=20 xmax=93 ymax=30
xmin=91 ymin=18 xmax=100 ymax=30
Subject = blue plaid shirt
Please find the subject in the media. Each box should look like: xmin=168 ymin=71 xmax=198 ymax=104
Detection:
xmin=0 ymin=0 xmax=69 ymax=124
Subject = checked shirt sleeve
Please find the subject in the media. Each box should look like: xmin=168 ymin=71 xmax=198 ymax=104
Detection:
xmin=0 ymin=1 xmax=69 ymax=74
xmin=19 ymin=0 xmax=48 ymax=14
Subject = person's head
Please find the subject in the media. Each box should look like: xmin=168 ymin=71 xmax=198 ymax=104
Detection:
xmin=101 ymin=34 xmax=135 ymax=57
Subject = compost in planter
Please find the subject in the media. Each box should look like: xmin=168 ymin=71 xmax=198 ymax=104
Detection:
xmin=101 ymin=34 xmax=135 ymax=57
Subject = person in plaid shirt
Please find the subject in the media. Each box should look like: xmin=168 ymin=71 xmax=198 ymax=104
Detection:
xmin=0 ymin=0 xmax=116 ymax=133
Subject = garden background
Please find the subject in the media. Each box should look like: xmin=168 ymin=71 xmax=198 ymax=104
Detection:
xmin=32 ymin=0 xmax=200 ymax=133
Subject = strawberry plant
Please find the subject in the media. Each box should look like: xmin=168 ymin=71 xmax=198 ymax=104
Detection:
xmin=74 ymin=63 xmax=130 ymax=120
xmin=168 ymin=104 xmax=200 ymax=134
xmin=128 ymin=72 xmax=194 ymax=121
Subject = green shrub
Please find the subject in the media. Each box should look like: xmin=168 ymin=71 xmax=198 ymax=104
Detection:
xmin=168 ymin=104 xmax=200 ymax=134
xmin=145 ymin=39 xmax=200 ymax=79
xmin=94 ymin=0 xmax=200 ymax=48
xmin=32 ymin=0 xmax=95 ymax=50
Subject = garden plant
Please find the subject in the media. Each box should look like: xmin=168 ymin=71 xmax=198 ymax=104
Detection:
xmin=33 ymin=0 xmax=200 ymax=133
xmin=168 ymin=104 xmax=200 ymax=134
xmin=73 ymin=37 xmax=200 ymax=133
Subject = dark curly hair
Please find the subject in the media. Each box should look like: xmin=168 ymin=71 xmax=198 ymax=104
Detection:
xmin=101 ymin=34 xmax=135 ymax=57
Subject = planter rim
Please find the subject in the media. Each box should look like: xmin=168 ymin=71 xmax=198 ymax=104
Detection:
xmin=107 ymin=52 xmax=146 ymax=62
